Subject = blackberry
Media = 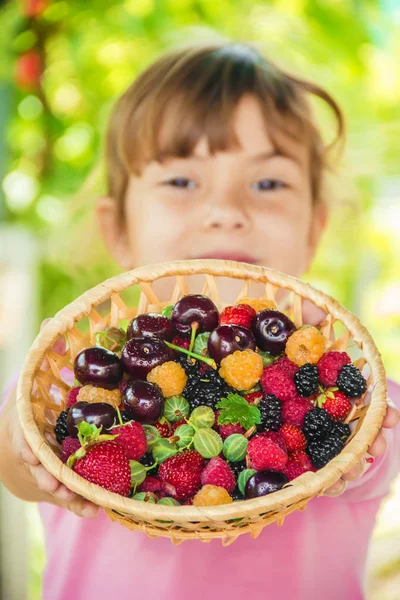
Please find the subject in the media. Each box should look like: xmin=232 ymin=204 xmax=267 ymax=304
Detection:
xmin=139 ymin=452 xmax=158 ymax=475
xmin=294 ymin=364 xmax=319 ymax=397
xmin=331 ymin=422 xmax=351 ymax=441
xmin=307 ymin=434 xmax=344 ymax=469
xmin=120 ymin=410 xmax=133 ymax=423
xmin=228 ymin=460 xmax=247 ymax=481
xmin=303 ymin=408 xmax=332 ymax=442
xmin=257 ymin=394 xmax=282 ymax=431
xmin=337 ymin=364 xmax=367 ymax=398
xmin=55 ymin=409 xmax=70 ymax=444
xmin=231 ymin=487 xmax=245 ymax=501
xmin=183 ymin=364 xmax=236 ymax=410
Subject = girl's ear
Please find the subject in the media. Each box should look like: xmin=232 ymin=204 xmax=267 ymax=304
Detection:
xmin=306 ymin=201 xmax=329 ymax=269
xmin=96 ymin=196 xmax=133 ymax=270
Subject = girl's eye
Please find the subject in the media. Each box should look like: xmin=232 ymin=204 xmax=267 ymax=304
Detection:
xmin=164 ymin=178 xmax=197 ymax=189
xmin=252 ymin=179 xmax=286 ymax=192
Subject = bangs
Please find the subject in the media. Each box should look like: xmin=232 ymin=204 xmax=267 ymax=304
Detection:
xmin=106 ymin=42 xmax=344 ymax=206
xmin=118 ymin=45 xmax=312 ymax=174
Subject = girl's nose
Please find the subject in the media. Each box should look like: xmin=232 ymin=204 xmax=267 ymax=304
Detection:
xmin=203 ymin=203 xmax=251 ymax=232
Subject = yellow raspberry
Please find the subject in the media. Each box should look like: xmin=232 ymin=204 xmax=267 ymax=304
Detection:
xmin=219 ymin=349 xmax=263 ymax=391
xmin=147 ymin=361 xmax=187 ymax=398
xmin=285 ymin=325 xmax=326 ymax=366
xmin=193 ymin=484 xmax=233 ymax=506
xmin=236 ymin=297 xmax=278 ymax=312
xmin=77 ymin=385 xmax=122 ymax=408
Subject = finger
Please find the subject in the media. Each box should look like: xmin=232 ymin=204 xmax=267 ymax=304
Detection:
xmin=368 ymin=431 xmax=387 ymax=457
xmin=301 ymin=299 xmax=327 ymax=327
xmin=52 ymin=484 xmax=78 ymax=503
xmin=29 ymin=464 xmax=63 ymax=494
xmin=342 ymin=457 xmax=367 ymax=482
xmin=323 ymin=478 xmax=347 ymax=497
xmin=11 ymin=420 xmax=41 ymax=466
xmin=66 ymin=496 xmax=100 ymax=519
xmin=382 ymin=402 xmax=400 ymax=429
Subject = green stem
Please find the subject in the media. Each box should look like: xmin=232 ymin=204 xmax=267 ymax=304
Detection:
xmin=116 ymin=406 xmax=124 ymax=426
xmin=188 ymin=321 xmax=199 ymax=354
xmin=165 ymin=342 xmax=215 ymax=367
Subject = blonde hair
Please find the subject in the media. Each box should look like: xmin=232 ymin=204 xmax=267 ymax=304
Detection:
xmin=106 ymin=41 xmax=345 ymax=217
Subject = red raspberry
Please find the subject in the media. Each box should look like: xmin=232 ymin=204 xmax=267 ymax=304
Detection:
xmin=159 ymin=450 xmax=204 ymax=501
xmin=200 ymin=456 xmax=236 ymax=493
xmin=256 ymin=430 xmax=286 ymax=452
xmin=171 ymin=335 xmax=190 ymax=350
xmin=112 ymin=421 xmax=147 ymax=460
xmin=283 ymin=451 xmax=316 ymax=480
xmin=155 ymin=421 xmax=172 ymax=438
xmin=321 ymin=390 xmax=352 ymax=421
xmin=244 ymin=391 xmax=263 ymax=405
xmin=214 ymin=410 xmax=245 ymax=439
xmin=261 ymin=364 xmax=297 ymax=402
xmin=281 ymin=398 xmax=314 ymax=428
xmin=171 ymin=419 xmax=187 ymax=433
xmin=66 ymin=386 xmax=81 ymax=407
xmin=219 ymin=304 xmax=256 ymax=328
xmin=273 ymin=356 xmax=299 ymax=378
xmin=317 ymin=351 xmax=351 ymax=387
xmin=247 ymin=434 xmax=288 ymax=471
xmin=61 ymin=436 xmax=81 ymax=463
xmin=279 ymin=424 xmax=306 ymax=453
xmin=138 ymin=476 xmax=166 ymax=496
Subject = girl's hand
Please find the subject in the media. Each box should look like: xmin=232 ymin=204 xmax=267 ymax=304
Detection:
xmin=6 ymin=319 xmax=100 ymax=518
xmin=301 ymin=299 xmax=400 ymax=497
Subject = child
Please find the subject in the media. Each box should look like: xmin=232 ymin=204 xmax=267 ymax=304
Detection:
xmin=1 ymin=41 xmax=399 ymax=600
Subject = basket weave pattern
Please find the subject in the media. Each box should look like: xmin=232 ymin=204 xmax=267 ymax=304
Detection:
xmin=16 ymin=260 xmax=387 ymax=545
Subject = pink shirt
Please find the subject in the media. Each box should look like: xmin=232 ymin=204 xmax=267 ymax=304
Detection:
xmin=2 ymin=377 xmax=400 ymax=600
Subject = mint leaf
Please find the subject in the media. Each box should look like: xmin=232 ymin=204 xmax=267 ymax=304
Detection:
xmin=194 ymin=332 xmax=210 ymax=356
xmin=216 ymin=393 xmax=261 ymax=430
xmin=161 ymin=304 xmax=173 ymax=318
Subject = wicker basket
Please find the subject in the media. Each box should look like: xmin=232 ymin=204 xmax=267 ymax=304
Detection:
xmin=16 ymin=259 xmax=387 ymax=546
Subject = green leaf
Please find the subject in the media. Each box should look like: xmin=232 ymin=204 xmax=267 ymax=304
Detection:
xmin=161 ymin=304 xmax=173 ymax=318
xmin=193 ymin=332 xmax=210 ymax=356
xmin=216 ymin=393 xmax=261 ymax=430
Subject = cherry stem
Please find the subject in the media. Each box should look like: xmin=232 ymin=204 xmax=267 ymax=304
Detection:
xmin=165 ymin=342 xmax=215 ymax=367
xmin=116 ymin=406 xmax=124 ymax=426
xmin=188 ymin=321 xmax=199 ymax=354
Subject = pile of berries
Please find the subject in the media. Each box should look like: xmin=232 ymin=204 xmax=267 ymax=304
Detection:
xmin=54 ymin=294 xmax=367 ymax=506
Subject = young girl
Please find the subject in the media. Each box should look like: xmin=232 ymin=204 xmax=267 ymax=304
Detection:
xmin=1 ymin=41 xmax=399 ymax=600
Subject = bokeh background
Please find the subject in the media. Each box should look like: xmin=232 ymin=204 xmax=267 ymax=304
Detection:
xmin=0 ymin=1 xmax=399 ymax=598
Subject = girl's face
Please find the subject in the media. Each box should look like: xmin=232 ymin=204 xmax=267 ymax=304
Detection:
xmin=97 ymin=95 xmax=326 ymax=300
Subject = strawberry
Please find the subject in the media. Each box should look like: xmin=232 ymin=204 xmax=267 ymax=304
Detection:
xmin=247 ymin=434 xmax=288 ymax=471
xmin=200 ymin=457 xmax=236 ymax=492
xmin=72 ymin=441 xmax=131 ymax=496
xmin=155 ymin=420 xmax=172 ymax=438
xmin=319 ymin=390 xmax=352 ymax=421
xmin=219 ymin=304 xmax=256 ymax=328
xmin=283 ymin=451 xmax=316 ymax=481
xmin=158 ymin=450 xmax=204 ymax=501
xmin=112 ymin=420 xmax=147 ymax=460
xmin=279 ymin=424 xmax=306 ymax=453
xmin=244 ymin=391 xmax=263 ymax=405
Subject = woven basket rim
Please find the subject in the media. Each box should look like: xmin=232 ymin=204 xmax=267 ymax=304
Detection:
xmin=16 ymin=259 xmax=388 ymax=522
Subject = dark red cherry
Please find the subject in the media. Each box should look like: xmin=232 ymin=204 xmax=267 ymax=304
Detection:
xmin=73 ymin=347 xmax=123 ymax=389
xmin=251 ymin=310 xmax=296 ymax=355
xmin=171 ymin=294 xmax=219 ymax=337
xmin=207 ymin=324 xmax=256 ymax=364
